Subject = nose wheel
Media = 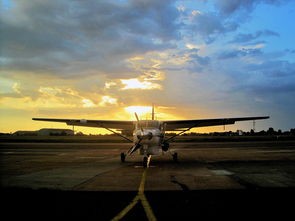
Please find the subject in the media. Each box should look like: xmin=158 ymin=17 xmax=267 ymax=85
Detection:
xmin=143 ymin=156 xmax=148 ymax=168
xmin=143 ymin=155 xmax=151 ymax=168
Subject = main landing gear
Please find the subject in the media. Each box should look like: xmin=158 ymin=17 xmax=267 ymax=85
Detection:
xmin=172 ymin=152 xmax=178 ymax=162
xmin=120 ymin=152 xmax=177 ymax=166
xmin=143 ymin=156 xmax=148 ymax=168
xmin=121 ymin=152 xmax=150 ymax=168
xmin=120 ymin=152 xmax=126 ymax=163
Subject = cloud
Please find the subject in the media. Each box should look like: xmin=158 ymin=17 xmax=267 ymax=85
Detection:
xmin=230 ymin=30 xmax=280 ymax=43
xmin=185 ymin=48 xmax=211 ymax=72
xmin=98 ymin=96 xmax=118 ymax=107
xmin=247 ymin=60 xmax=295 ymax=78
xmin=120 ymin=78 xmax=162 ymax=90
xmin=183 ymin=0 xmax=287 ymax=44
xmin=82 ymin=99 xmax=96 ymax=108
xmin=214 ymin=0 xmax=288 ymax=15
xmin=1 ymin=0 xmax=294 ymax=133
xmin=218 ymin=48 xmax=263 ymax=59
xmin=189 ymin=11 xmax=238 ymax=43
xmin=216 ymin=58 xmax=295 ymax=101
xmin=0 ymin=0 xmax=180 ymax=77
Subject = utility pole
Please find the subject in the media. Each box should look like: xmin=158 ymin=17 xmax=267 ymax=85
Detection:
xmin=253 ymin=120 xmax=256 ymax=132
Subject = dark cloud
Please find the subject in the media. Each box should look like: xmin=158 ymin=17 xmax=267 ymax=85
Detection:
xmin=1 ymin=0 xmax=180 ymax=77
xmin=223 ymin=59 xmax=295 ymax=98
xmin=214 ymin=0 xmax=289 ymax=15
xmin=187 ymin=0 xmax=287 ymax=44
xmin=218 ymin=48 xmax=263 ymax=59
xmin=230 ymin=30 xmax=279 ymax=43
xmin=251 ymin=82 xmax=295 ymax=94
xmin=247 ymin=60 xmax=295 ymax=78
xmin=216 ymin=60 xmax=294 ymax=131
xmin=189 ymin=12 xmax=238 ymax=43
xmin=184 ymin=49 xmax=211 ymax=72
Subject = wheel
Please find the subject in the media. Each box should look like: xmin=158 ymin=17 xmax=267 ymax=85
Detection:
xmin=143 ymin=156 xmax=148 ymax=168
xmin=172 ymin=152 xmax=178 ymax=162
xmin=121 ymin=152 xmax=126 ymax=163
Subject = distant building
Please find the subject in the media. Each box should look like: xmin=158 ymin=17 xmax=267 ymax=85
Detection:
xmin=13 ymin=131 xmax=38 ymax=136
xmin=38 ymin=128 xmax=74 ymax=136
xmin=12 ymin=129 xmax=74 ymax=136
xmin=237 ymin=130 xmax=244 ymax=136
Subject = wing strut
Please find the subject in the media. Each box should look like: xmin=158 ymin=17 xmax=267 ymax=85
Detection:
xmin=164 ymin=126 xmax=195 ymax=143
xmin=100 ymin=126 xmax=133 ymax=143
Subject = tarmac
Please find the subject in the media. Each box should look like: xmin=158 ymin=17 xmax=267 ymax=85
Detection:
xmin=1 ymin=140 xmax=295 ymax=220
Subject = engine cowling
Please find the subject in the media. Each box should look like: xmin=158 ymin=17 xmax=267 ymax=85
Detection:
xmin=137 ymin=131 xmax=153 ymax=140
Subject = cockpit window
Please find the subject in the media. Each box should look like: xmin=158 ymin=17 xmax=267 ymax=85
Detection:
xmin=137 ymin=120 xmax=160 ymax=129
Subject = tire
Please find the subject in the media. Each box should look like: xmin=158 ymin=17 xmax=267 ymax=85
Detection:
xmin=173 ymin=152 xmax=178 ymax=162
xmin=121 ymin=153 xmax=126 ymax=163
xmin=143 ymin=156 xmax=148 ymax=168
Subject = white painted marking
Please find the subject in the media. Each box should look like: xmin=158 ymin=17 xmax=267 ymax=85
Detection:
xmin=254 ymin=150 xmax=295 ymax=153
xmin=211 ymin=170 xmax=234 ymax=176
xmin=134 ymin=165 xmax=157 ymax=169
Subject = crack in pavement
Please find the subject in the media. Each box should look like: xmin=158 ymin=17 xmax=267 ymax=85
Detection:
xmin=170 ymin=175 xmax=190 ymax=192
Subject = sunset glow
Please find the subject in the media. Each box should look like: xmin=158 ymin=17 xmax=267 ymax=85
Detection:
xmin=121 ymin=79 xmax=162 ymax=90
xmin=124 ymin=106 xmax=152 ymax=119
xmin=1 ymin=0 xmax=294 ymax=134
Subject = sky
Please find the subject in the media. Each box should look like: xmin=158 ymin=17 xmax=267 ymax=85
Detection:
xmin=0 ymin=0 xmax=294 ymax=134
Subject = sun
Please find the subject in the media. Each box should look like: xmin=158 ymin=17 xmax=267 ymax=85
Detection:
xmin=124 ymin=106 xmax=152 ymax=119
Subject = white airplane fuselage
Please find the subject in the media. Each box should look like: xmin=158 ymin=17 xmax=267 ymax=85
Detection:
xmin=133 ymin=120 xmax=165 ymax=156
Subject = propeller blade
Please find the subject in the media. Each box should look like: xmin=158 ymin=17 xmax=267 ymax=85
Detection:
xmin=127 ymin=139 xmax=142 ymax=155
xmin=135 ymin=112 xmax=143 ymax=133
xmin=135 ymin=112 xmax=140 ymax=122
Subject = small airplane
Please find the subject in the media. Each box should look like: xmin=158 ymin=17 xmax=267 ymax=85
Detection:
xmin=33 ymin=106 xmax=269 ymax=167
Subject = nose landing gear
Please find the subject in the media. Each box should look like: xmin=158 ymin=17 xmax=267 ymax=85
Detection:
xmin=143 ymin=155 xmax=151 ymax=168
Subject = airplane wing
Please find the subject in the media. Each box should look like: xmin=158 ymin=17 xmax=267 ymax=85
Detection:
xmin=32 ymin=118 xmax=135 ymax=130
xmin=163 ymin=116 xmax=269 ymax=131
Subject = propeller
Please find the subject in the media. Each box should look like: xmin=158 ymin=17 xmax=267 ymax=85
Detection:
xmin=127 ymin=112 xmax=155 ymax=155
xmin=135 ymin=112 xmax=143 ymax=133
xmin=127 ymin=112 xmax=144 ymax=155
xmin=135 ymin=112 xmax=153 ymax=140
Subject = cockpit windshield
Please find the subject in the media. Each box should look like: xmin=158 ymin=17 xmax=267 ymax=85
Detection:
xmin=137 ymin=120 xmax=160 ymax=129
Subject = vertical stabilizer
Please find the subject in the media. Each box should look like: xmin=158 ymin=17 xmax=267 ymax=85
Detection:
xmin=152 ymin=104 xmax=155 ymax=120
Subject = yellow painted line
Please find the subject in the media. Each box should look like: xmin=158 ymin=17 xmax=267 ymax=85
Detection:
xmin=111 ymin=195 xmax=139 ymax=221
xmin=110 ymin=168 xmax=157 ymax=221
xmin=139 ymin=169 xmax=157 ymax=221
xmin=140 ymin=193 xmax=157 ymax=221
xmin=139 ymin=169 xmax=147 ymax=193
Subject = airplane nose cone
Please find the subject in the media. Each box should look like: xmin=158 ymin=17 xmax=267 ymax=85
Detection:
xmin=147 ymin=132 xmax=153 ymax=140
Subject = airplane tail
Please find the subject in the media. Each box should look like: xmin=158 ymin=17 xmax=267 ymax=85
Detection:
xmin=152 ymin=104 xmax=155 ymax=120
